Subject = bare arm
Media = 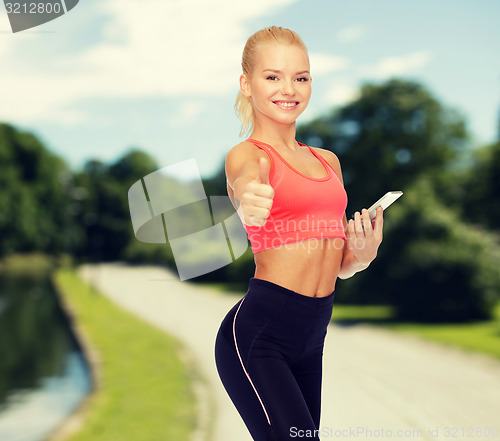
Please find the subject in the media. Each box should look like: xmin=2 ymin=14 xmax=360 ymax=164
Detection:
xmin=225 ymin=142 xmax=274 ymax=227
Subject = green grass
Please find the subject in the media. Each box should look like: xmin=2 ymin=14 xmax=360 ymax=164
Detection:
xmin=53 ymin=268 xmax=197 ymax=441
xmin=332 ymin=302 xmax=500 ymax=360
xmin=332 ymin=304 xmax=394 ymax=321
xmin=0 ymin=252 xmax=56 ymax=275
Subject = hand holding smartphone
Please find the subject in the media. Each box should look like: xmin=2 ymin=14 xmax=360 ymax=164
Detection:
xmin=351 ymin=191 xmax=403 ymax=221
xmin=366 ymin=191 xmax=403 ymax=219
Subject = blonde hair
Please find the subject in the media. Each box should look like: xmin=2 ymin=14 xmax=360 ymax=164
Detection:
xmin=235 ymin=26 xmax=309 ymax=137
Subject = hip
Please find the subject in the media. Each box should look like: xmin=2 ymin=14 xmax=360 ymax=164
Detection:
xmin=217 ymin=277 xmax=334 ymax=360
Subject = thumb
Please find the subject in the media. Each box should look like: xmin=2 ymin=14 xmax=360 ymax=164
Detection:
xmin=258 ymin=157 xmax=270 ymax=184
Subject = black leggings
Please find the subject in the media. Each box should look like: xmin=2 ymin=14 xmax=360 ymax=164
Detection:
xmin=214 ymin=277 xmax=334 ymax=441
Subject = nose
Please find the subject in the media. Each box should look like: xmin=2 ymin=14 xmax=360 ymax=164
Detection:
xmin=280 ymin=79 xmax=294 ymax=96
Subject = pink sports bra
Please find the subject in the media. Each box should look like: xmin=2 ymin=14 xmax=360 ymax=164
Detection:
xmin=240 ymin=138 xmax=348 ymax=253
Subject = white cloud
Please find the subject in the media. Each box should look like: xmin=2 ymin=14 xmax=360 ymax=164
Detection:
xmin=309 ymin=53 xmax=350 ymax=76
xmin=0 ymin=0 xmax=298 ymax=124
xmin=324 ymin=83 xmax=360 ymax=107
xmin=361 ymin=51 xmax=433 ymax=78
xmin=337 ymin=24 xmax=366 ymax=43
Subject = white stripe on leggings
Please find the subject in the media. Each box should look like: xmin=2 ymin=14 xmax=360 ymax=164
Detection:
xmin=232 ymin=298 xmax=271 ymax=425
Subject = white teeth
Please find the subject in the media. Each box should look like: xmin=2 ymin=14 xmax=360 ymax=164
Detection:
xmin=275 ymin=101 xmax=297 ymax=108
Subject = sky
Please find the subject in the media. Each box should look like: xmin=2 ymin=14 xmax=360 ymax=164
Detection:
xmin=1 ymin=0 xmax=499 ymax=180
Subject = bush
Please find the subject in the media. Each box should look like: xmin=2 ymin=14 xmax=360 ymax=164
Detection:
xmin=122 ymin=240 xmax=176 ymax=268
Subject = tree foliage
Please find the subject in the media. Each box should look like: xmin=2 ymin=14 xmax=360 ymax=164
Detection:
xmin=0 ymin=123 xmax=75 ymax=256
xmin=459 ymin=141 xmax=500 ymax=232
xmin=72 ymin=150 xmax=160 ymax=261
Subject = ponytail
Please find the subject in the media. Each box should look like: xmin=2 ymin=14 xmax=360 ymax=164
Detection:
xmin=234 ymin=90 xmax=255 ymax=137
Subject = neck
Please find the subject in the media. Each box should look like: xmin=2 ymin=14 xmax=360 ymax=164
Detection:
xmin=249 ymin=119 xmax=298 ymax=151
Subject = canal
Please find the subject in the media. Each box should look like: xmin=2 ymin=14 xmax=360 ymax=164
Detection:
xmin=0 ymin=272 xmax=92 ymax=441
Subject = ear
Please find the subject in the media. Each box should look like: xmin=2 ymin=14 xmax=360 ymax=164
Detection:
xmin=240 ymin=74 xmax=252 ymax=98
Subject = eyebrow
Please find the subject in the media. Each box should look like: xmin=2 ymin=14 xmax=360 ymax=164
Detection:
xmin=262 ymin=69 xmax=310 ymax=75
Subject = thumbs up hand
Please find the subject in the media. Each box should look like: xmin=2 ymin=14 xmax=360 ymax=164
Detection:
xmin=237 ymin=157 xmax=275 ymax=227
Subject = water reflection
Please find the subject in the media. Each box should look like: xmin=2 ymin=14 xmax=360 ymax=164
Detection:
xmin=0 ymin=273 xmax=92 ymax=441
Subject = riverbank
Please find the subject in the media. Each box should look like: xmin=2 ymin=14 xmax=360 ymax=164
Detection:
xmin=47 ymin=268 xmax=198 ymax=441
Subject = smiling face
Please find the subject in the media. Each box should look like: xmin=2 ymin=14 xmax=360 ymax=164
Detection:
xmin=240 ymin=43 xmax=312 ymax=129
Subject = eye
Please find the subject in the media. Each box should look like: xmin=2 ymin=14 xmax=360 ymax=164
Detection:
xmin=296 ymin=77 xmax=310 ymax=82
xmin=266 ymin=75 xmax=278 ymax=81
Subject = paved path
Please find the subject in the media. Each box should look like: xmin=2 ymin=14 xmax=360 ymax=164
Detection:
xmin=79 ymin=263 xmax=500 ymax=441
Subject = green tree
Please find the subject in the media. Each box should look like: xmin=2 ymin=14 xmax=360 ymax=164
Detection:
xmin=74 ymin=150 xmax=159 ymax=261
xmin=0 ymin=123 xmax=77 ymax=256
xmin=459 ymin=141 xmax=500 ymax=232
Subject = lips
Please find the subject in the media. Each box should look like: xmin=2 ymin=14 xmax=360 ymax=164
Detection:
xmin=273 ymin=100 xmax=299 ymax=110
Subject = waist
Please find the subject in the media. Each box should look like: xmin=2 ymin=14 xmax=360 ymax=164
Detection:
xmin=254 ymin=239 xmax=344 ymax=297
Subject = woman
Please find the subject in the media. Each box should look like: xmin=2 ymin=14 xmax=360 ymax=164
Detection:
xmin=214 ymin=26 xmax=383 ymax=441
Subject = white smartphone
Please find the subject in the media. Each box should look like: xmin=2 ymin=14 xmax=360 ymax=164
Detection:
xmin=366 ymin=191 xmax=403 ymax=220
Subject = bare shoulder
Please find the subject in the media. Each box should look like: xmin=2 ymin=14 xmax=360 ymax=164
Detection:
xmin=226 ymin=140 xmax=265 ymax=162
xmin=225 ymin=140 xmax=269 ymax=188
xmin=225 ymin=140 xmax=270 ymax=170
xmin=310 ymin=146 xmax=342 ymax=175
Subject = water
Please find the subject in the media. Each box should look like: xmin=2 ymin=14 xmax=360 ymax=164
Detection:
xmin=0 ymin=273 xmax=92 ymax=441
